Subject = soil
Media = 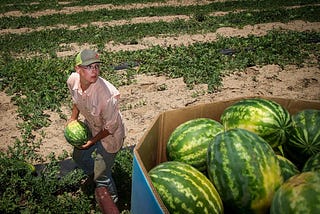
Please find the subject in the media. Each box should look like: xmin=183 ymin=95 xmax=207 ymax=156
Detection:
xmin=1 ymin=0 xmax=320 ymax=159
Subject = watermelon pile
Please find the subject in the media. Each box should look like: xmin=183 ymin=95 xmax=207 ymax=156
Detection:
xmin=149 ymin=97 xmax=320 ymax=213
xmin=64 ymin=120 xmax=92 ymax=148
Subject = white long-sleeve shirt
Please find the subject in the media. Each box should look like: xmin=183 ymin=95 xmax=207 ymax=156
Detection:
xmin=67 ymin=72 xmax=125 ymax=153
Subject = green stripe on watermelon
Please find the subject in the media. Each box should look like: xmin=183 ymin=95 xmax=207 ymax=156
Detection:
xmin=270 ymin=171 xmax=320 ymax=214
xmin=284 ymin=109 xmax=320 ymax=169
xmin=276 ymin=155 xmax=300 ymax=181
xmin=167 ymin=118 xmax=223 ymax=171
xmin=207 ymin=128 xmax=283 ymax=213
xmin=64 ymin=120 xmax=92 ymax=148
xmin=302 ymin=153 xmax=320 ymax=172
xmin=220 ymin=98 xmax=292 ymax=150
xmin=149 ymin=161 xmax=223 ymax=214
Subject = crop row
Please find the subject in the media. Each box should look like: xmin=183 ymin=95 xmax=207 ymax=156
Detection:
xmin=0 ymin=0 xmax=161 ymax=14
xmin=1 ymin=0 xmax=319 ymax=29
xmin=1 ymin=0 xmax=319 ymax=16
xmin=1 ymin=5 xmax=319 ymax=55
xmin=1 ymin=30 xmax=319 ymax=133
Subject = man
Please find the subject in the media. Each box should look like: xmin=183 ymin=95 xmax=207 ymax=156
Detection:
xmin=66 ymin=49 xmax=126 ymax=203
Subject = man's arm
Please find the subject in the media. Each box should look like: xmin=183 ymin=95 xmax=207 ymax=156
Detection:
xmin=80 ymin=128 xmax=111 ymax=150
xmin=67 ymin=103 xmax=80 ymax=124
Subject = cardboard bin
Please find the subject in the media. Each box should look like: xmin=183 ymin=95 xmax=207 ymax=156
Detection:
xmin=130 ymin=96 xmax=320 ymax=214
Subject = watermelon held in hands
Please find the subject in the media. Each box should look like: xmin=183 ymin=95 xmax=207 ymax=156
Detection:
xmin=220 ymin=98 xmax=292 ymax=149
xmin=64 ymin=120 xmax=91 ymax=148
xmin=283 ymin=109 xmax=320 ymax=169
xmin=166 ymin=118 xmax=224 ymax=172
xmin=207 ymin=128 xmax=283 ymax=214
xmin=270 ymin=171 xmax=320 ymax=214
xmin=149 ymin=161 xmax=223 ymax=214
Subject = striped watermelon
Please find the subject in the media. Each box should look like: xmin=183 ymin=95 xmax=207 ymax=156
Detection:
xmin=276 ymin=155 xmax=300 ymax=181
xmin=149 ymin=161 xmax=223 ymax=214
xmin=284 ymin=109 xmax=320 ymax=168
xmin=302 ymin=153 xmax=320 ymax=172
xmin=207 ymin=128 xmax=283 ymax=213
xmin=166 ymin=118 xmax=223 ymax=171
xmin=270 ymin=171 xmax=320 ymax=214
xmin=220 ymin=98 xmax=292 ymax=149
xmin=64 ymin=120 xmax=91 ymax=148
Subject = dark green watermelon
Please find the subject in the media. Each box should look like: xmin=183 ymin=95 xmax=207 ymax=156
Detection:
xmin=302 ymin=153 xmax=320 ymax=172
xmin=277 ymin=155 xmax=300 ymax=181
xmin=284 ymin=109 xmax=320 ymax=169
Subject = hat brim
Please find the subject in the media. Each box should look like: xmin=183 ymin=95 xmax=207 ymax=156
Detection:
xmin=80 ymin=59 xmax=102 ymax=66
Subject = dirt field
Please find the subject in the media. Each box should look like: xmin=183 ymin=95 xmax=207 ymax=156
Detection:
xmin=0 ymin=0 xmax=319 ymax=159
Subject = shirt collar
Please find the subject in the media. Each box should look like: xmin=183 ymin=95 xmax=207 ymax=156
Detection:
xmin=73 ymin=77 xmax=97 ymax=96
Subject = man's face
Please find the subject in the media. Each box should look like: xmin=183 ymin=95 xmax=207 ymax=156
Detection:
xmin=77 ymin=63 xmax=100 ymax=84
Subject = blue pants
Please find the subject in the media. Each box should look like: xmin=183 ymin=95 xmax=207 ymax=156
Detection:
xmin=72 ymin=141 xmax=118 ymax=200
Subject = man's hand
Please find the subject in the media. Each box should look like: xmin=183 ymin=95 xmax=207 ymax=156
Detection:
xmin=79 ymin=140 xmax=95 ymax=149
xmin=76 ymin=128 xmax=110 ymax=150
xmin=65 ymin=118 xmax=76 ymax=126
